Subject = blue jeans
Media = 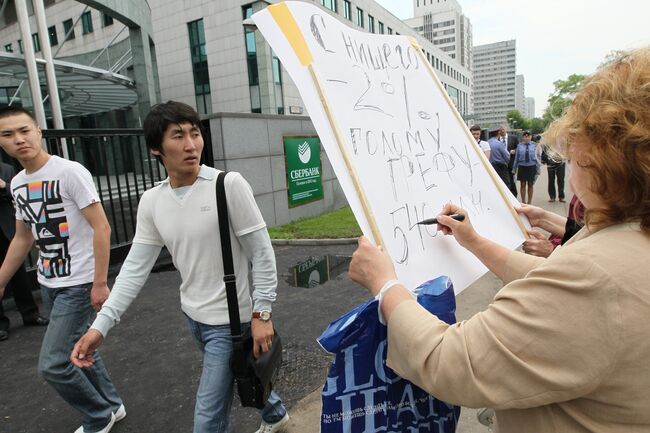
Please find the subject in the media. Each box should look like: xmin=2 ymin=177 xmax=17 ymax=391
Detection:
xmin=39 ymin=283 xmax=123 ymax=432
xmin=187 ymin=317 xmax=286 ymax=433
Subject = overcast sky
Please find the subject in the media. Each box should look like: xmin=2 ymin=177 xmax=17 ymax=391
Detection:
xmin=374 ymin=0 xmax=650 ymax=118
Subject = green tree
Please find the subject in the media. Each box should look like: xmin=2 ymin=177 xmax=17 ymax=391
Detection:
xmin=506 ymin=110 xmax=529 ymax=130
xmin=529 ymin=117 xmax=546 ymax=135
xmin=543 ymin=73 xmax=586 ymax=124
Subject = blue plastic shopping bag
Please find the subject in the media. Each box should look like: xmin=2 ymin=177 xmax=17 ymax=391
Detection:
xmin=318 ymin=276 xmax=460 ymax=433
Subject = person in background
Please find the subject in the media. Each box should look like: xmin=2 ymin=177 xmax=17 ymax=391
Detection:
xmin=517 ymin=195 xmax=585 ymax=257
xmin=500 ymin=127 xmax=519 ymax=198
xmin=511 ymin=131 xmax=540 ymax=204
xmin=0 ymin=106 xmax=123 ymax=433
xmin=348 ymin=46 xmax=650 ymax=432
xmin=487 ymin=125 xmax=510 ymax=188
xmin=469 ymin=125 xmax=491 ymax=159
xmin=540 ymin=139 xmax=566 ymax=202
xmin=0 ymin=160 xmax=49 ymax=341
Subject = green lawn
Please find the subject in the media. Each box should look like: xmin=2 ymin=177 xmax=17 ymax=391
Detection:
xmin=268 ymin=206 xmax=362 ymax=239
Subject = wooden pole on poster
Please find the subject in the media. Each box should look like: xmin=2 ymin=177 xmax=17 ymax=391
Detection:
xmin=308 ymin=64 xmax=385 ymax=247
xmin=408 ymin=39 xmax=529 ymax=238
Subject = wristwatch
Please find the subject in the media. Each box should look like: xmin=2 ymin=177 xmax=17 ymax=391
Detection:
xmin=252 ymin=311 xmax=272 ymax=321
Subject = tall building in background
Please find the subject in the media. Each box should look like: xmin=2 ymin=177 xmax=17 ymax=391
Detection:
xmin=515 ymin=74 xmax=525 ymax=116
xmin=0 ymin=0 xmax=473 ymax=121
xmin=524 ymin=97 xmax=535 ymax=119
xmin=472 ymin=39 xmax=516 ymax=126
xmin=406 ymin=0 xmax=472 ymax=70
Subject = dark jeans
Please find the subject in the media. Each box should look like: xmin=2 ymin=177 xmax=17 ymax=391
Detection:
xmin=508 ymin=154 xmax=517 ymax=197
xmin=491 ymin=163 xmax=511 ymax=190
xmin=547 ymin=163 xmax=566 ymax=200
xmin=0 ymin=230 xmax=39 ymax=331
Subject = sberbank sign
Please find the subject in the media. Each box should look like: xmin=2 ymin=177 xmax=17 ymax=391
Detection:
xmin=284 ymin=136 xmax=324 ymax=207
xmin=290 ymin=167 xmax=320 ymax=180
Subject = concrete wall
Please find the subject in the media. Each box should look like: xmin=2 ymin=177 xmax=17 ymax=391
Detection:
xmin=206 ymin=112 xmax=348 ymax=227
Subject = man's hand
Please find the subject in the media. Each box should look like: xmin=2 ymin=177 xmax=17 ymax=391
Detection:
xmin=522 ymin=230 xmax=555 ymax=258
xmin=90 ymin=282 xmax=110 ymax=311
xmin=251 ymin=318 xmax=274 ymax=359
xmin=70 ymin=329 xmax=104 ymax=368
xmin=0 ymin=178 xmax=6 ymax=189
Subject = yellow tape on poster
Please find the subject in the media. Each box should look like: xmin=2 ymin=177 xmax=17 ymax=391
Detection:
xmin=268 ymin=2 xmax=313 ymax=66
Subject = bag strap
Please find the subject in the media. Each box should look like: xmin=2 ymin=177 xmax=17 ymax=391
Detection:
xmin=216 ymin=171 xmax=243 ymax=340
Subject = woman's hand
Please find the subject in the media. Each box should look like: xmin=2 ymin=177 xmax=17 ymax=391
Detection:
xmin=516 ymin=203 xmax=546 ymax=227
xmin=436 ymin=204 xmax=481 ymax=250
xmin=349 ymin=236 xmax=397 ymax=296
xmin=523 ymin=230 xmax=555 ymax=257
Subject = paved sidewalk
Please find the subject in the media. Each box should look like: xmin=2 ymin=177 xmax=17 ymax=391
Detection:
xmin=0 ymin=168 xmax=569 ymax=433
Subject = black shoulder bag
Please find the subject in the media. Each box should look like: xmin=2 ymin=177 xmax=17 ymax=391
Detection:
xmin=215 ymin=171 xmax=283 ymax=409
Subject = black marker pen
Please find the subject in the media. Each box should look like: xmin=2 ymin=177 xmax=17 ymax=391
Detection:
xmin=416 ymin=213 xmax=466 ymax=225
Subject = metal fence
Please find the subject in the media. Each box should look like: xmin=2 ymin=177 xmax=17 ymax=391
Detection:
xmin=43 ymin=128 xmax=167 ymax=262
xmin=0 ymin=123 xmax=215 ymax=274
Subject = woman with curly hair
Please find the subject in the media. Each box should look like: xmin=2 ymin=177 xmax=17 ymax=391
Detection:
xmin=348 ymin=46 xmax=650 ymax=433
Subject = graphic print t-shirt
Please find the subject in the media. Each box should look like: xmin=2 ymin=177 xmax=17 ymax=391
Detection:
xmin=11 ymin=156 xmax=100 ymax=288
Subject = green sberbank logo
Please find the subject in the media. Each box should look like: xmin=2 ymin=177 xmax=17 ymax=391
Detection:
xmin=290 ymin=141 xmax=320 ymax=180
xmin=308 ymin=270 xmax=321 ymax=288
xmin=284 ymin=136 xmax=324 ymax=207
xmin=298 ymin=141 xmax=311 ymax=164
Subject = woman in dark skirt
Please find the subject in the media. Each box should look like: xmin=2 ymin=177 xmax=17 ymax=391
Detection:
xmin=512 ymin=131 xmax=540 ymax=203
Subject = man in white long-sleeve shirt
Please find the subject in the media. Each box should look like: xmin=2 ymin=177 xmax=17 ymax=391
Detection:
xmin=71 ymin=101 xmax=289 ymax=433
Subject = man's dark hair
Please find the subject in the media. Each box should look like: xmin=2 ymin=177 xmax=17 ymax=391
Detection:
xmin=489 ymin=130 xmax=500 ymax=138
xmin=143 ymin=101 xmax=203 ymax=161
xmin=0 ymin=106 xmax=38 ymax=123
xmin=469 ymin=124 xmax=481 ymax=132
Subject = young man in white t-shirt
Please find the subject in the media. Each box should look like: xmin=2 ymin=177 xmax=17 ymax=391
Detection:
xmin=0 ymin=106 xmax=124 ymax=433
xmin=71 ymin=101 xmax=289 ymax=433
xmin=469 ymin=124 xmax=491 ymax=160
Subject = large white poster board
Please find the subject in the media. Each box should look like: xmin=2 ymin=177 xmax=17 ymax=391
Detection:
xmin=254 ymin=2 xmax=527 ymax=294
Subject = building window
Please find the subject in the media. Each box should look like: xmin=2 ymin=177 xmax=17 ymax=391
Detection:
xmin=243 ymin=6 xmax=261 ymax=113
xmin=387 ymin=27 xmax=393 ymax=35
xmin=378 ymin=21 xmax=384 ymax=34
xmin=4 ymin=43 xmax=12 ymax=53
xmin=17 ymin=39 xmax=23 ymax=54
xmin=188 ymin=19 xmax=212 ymax=115
xmin=321 ymin=0 xmax=337 ymax=12
xmin=63 ymin=18 xmax=75 ymax=40
xmin=272 ymin=51 xmax=284 ymax=115
xmin=343 ymin=0 xmax=351 ymax=20
xmin=81 ymin=11 xmax=93 ymax=34
xmin=102 ymin=13 xmax=114 ymax=27
xmin=48 ymin=25 xmax=58 ymax=46
xmin=31 ymin=33 xmax=40 ymax=52
xmin=356 ymin=7 xmax=364 ymax=28
xmin=368 ymin=15 xmax=375 ymax=33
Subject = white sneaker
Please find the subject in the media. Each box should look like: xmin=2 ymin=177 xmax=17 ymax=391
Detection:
xmin=114 ymin=404 xmax=127 ymax=422
xmin=253 ymin=413 xmax=290 ymax=433
xmin=73 ymin=412 xmax=116 ymax=433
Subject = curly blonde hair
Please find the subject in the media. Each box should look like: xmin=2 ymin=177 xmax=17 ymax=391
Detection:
xmin=543 ymin=46 xmax=650 ymax=233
